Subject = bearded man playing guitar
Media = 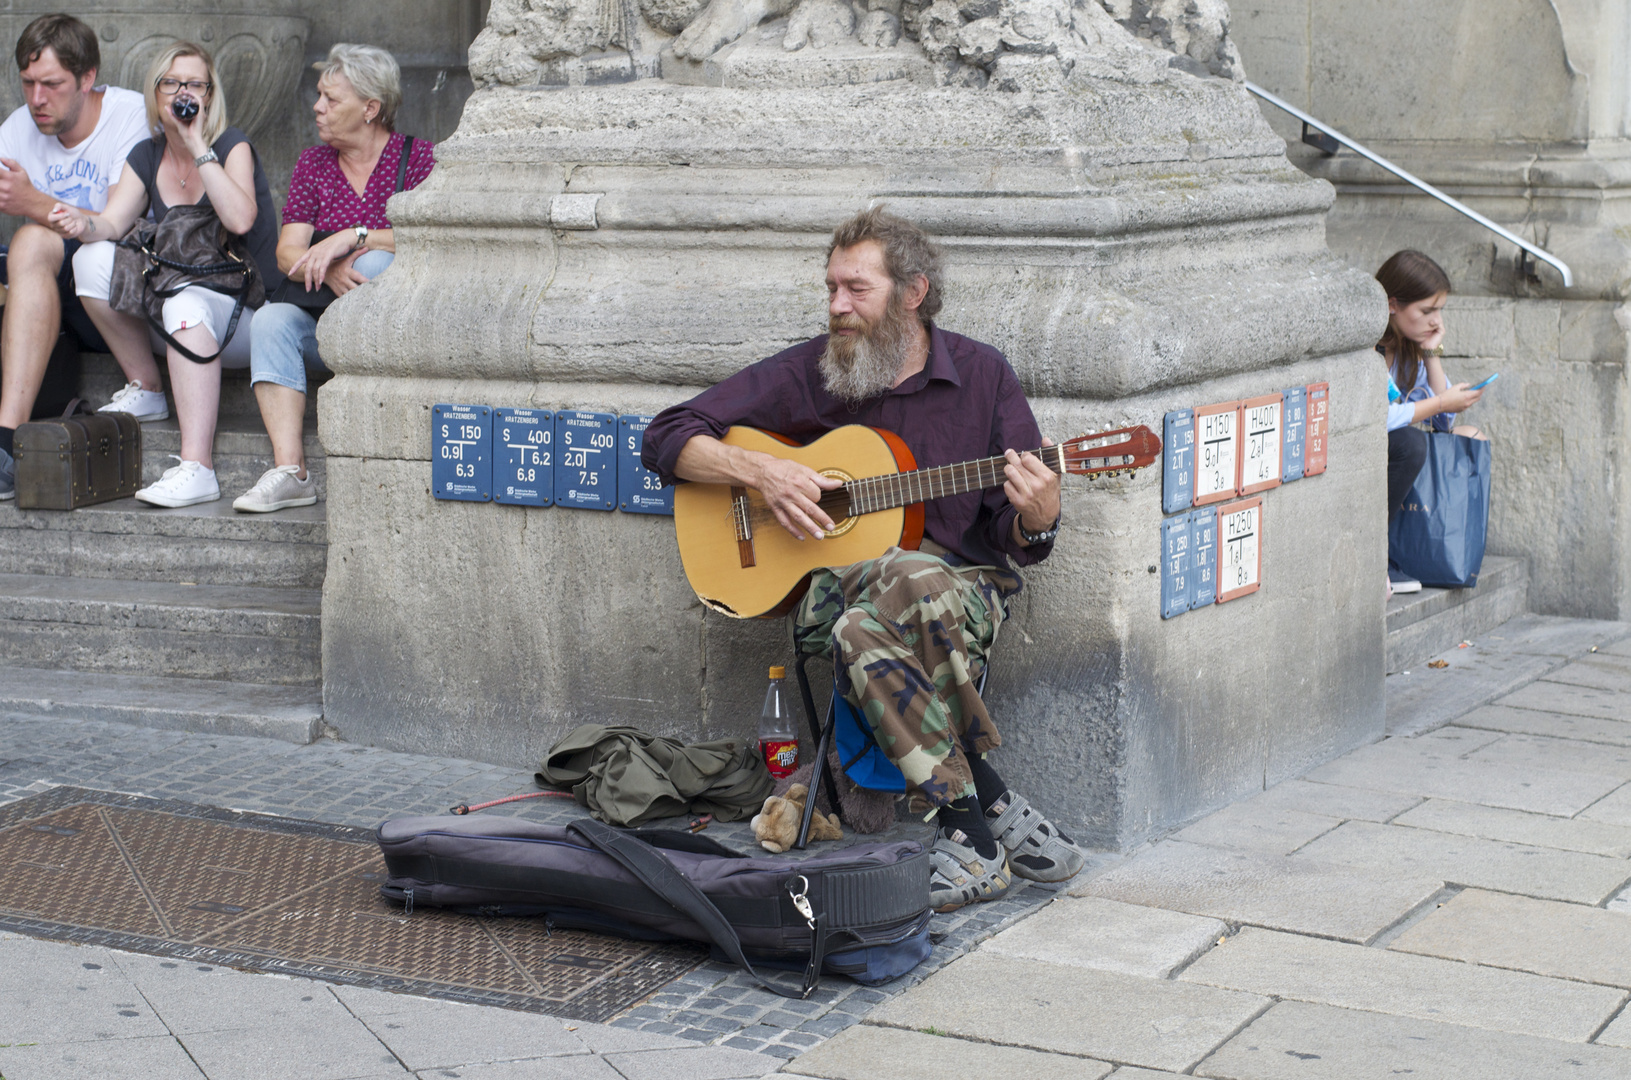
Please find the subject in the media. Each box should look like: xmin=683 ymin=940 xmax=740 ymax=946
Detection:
xmin=642 ymin=207 xmax=1088 ymax=911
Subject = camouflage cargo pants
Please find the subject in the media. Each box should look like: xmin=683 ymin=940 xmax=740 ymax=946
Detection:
xmin=792 ymin=546 xmax=1014 ymax=807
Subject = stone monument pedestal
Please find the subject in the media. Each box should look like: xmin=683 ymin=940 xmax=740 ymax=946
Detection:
xmin=319 ymin=5 xmax=1384 ymax=848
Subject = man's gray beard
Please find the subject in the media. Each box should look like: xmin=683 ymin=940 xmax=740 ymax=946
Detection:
xmin=819 ymin=300 xmax=915 ymax=405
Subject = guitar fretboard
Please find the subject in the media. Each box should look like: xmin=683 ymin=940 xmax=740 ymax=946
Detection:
xmin=846 ymin=445 xmax=1065 ymax=517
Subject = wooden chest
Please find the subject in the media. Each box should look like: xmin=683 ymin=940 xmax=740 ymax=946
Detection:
xmin=15 ymin=410 xmax=142 ymax=509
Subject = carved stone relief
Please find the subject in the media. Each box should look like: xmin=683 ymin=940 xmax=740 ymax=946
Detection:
xmin=468 ymin=0 xmax=1243 ymax=88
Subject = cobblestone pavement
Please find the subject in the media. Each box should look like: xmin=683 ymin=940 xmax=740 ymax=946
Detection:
xmin=788 ymin=615 xmax=1631 ymax=1079
xmin=0 ymin=706 xmax=1076 ymax=1078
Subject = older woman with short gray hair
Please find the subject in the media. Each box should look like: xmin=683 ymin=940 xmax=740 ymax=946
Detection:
xmin=235 ymin=43 xmax=435 ymax=513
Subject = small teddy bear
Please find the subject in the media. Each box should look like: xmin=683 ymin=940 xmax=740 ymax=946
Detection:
xmin=751 ymin=783 xmax=843 ymax=853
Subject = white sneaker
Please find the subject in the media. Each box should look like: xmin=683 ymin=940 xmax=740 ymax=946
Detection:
xmin=99 ymin=381 xmax=169 ymax=422
xmin=135 ymin=457 xmax=219 ymax=508
xmin=233 ymin=464 xmax=317 ymax=513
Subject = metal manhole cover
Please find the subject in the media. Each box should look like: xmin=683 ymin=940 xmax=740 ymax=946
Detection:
xmin=0 ymin=787 xmax=700 ymax=1021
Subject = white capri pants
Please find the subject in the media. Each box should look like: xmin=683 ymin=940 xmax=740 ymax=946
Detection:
xmin=73 ymin=239 xmax=253 ymax=369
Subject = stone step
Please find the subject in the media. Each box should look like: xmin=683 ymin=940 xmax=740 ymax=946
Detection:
xmin=0 ymin=664 xmax=323 ymax=744
xmin=0 ymin=497 xmax=327 ymax=589
xmin=77 ymin=351 xmax=325 ymax=423
xmin=139 ymin=418 xmax=326 ymax=502
xmin=0 ymin=572 xmax=321 ymax=686
xmin=1386 ymin=555 xmax=1529 ymax=674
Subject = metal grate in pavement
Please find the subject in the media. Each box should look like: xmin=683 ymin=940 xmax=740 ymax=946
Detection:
xmin=0 ymin=786 xmax=700 ymax=1021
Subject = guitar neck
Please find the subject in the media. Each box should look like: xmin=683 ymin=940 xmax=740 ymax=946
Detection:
xmin=845 ymin=445 xmax=1064 ymax=516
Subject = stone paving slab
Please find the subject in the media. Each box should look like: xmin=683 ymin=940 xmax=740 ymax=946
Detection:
xmin=1294 ymin=819 xmax=1631 ymax=904
xmin=781 ymin=1025 xmax=1113 ymax=1080
xmin=423 ymin=1058 xmax=622 ymax=1079
xmin=1383 ymin=651 xmax=1557 ymax=737
xmin=328 ymin=983 xmax=592 ymax=1068
xmin=0 ymin=936 xmax=170 ymax=1044
xmin=1236 ymin=779 xmax=1422 ymax=824
xmin=1491 ymin=615 xmax=1631 ymax=658
xmin=1590 ymin=635 xmax=1631 ymax=658
xmin=603 ymin=1046 xmax=787 ymax=1079
xmin=1195 ymin=1000 xmax=1631 ymax=1079
xmin=1076 ymin=841 xmax=1443 ymax=944
xmin=0 ymin=936 xmax=788 ymax=1080
xmin=978 ymin=896 xmax=1227 ymax=978
xmin=1597 ymin=1008 xmax=1631 ymax=1049
xmin=1452 ymin=703 xmax=1631 ymax=746
xmin=1537 ymin=655 xmax=1631 ymax=692
xmin=1382 ymin=616 xmax=1630 ymax=738
xmin=1172 ymin=801 xmax=1342 ymax=856
xmin=109 ymin=952 xmax=367 ymax=1037
xmin=180 ymin=1019 xmax=409 ymax=1080
xmin=1583 ymin=783 xmax=1631 ymax=827
xmin=1105 ymin=1070 xmax=1190 ymax=1080
xmin=1387 ymin=888 xmax=1631 ymax=988
xmin=1178 ymin=926 xmax=1624 ymax=1042
xmin=1497 ymin=681 xmax=1631 ymax=722
xmin=1302 ymin=727 xmax=1625 ymax=815
xmin=1463 ymin=731 xmax=1631 ymax=777
xmin=0 ymin=1035 xmax=208 ymax=1080
xmin=869 ymin=952 xmax=1269 ymax=1073
xmin=1392 ymin=797 xmax=1631 ymax=857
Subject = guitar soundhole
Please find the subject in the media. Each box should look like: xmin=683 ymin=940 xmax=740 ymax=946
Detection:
xmin=817 ymin=469 xmax=861 ymax=538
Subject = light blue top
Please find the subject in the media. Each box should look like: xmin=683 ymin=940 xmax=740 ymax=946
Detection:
xmin=1386 ymin=352 xmax=1454 ymax=432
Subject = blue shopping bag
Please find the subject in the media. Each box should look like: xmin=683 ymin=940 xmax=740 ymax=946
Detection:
xmin=1388 ymin=432 xmax=1491 ymax=588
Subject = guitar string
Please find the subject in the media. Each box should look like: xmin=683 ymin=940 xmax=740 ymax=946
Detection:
xmin=742 ymin=443 xmax=1084 ymax=528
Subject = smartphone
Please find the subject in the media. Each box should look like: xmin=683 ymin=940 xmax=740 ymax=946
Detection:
xmin=1468 ymin=373 xmax=1499 ymax=391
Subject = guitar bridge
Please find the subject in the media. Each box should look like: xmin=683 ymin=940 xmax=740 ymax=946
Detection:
xmin=731 ymin=487 xmax=756 ymax=568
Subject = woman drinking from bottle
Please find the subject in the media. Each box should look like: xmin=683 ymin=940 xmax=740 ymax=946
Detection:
xmin=46 ymin=40 xmax=280 ymax=507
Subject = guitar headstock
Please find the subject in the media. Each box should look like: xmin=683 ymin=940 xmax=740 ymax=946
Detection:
xmin=1059 ymin=425 xmax=1163 ymax=478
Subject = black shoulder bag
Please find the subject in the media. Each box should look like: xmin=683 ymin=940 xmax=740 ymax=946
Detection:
xmin=269 ymin=135 xmax=415 ymax=315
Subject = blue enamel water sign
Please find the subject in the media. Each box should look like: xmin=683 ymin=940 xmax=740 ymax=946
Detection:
xmin=1189 ymin=504 xmax=1218 ymax=608
xmin=495 ymin=407 xmax=553 ymax=507
xmin=1162 ymin=408 xmax=1195 ymax=514
xmin=431 ymin=403 xmax=491 ymax=502
xmin=1281 ymin=386 xmax=1307 ymax=483
xmin=1161 ymin=514 xmax=1192 ymax=619
xmin=555 ymin=410 xmax=616 ymax=510
xmin=619 ymin=415 xmax=673 ymax=516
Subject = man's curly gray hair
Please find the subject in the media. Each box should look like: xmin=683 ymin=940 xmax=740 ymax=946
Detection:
xmin=827 ymin=206 xmax=944 ymax=326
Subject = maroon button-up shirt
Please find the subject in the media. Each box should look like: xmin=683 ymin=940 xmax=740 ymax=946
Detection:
xmin=642 ymin=324 xmax=1055 ymax=571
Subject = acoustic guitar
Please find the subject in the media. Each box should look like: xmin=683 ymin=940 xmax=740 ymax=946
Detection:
xmin=673 ymin=423 xmax=1162 ymax=618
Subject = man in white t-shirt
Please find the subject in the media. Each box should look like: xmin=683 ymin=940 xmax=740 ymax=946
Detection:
xmin=0 ymin=14 xmax=148 ymax=499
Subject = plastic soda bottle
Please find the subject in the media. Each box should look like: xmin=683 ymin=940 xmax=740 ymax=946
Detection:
xmin=758 ymin=665 xmax=798 ymax=779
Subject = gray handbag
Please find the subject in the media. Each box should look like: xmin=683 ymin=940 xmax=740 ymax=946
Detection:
xmin=108 ymin=203 xmax=265 ymax=363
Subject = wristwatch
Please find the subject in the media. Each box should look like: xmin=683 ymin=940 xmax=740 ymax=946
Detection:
xmin=193 ymin=150 xmax=219 ymax=168
xmin=1019 ymin=513 xmax=1061 ymax=545
xmin=352 ymin=225 xmax=369 ymax=250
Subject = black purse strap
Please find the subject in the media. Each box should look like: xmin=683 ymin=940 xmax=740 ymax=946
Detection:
xmin=395 ymin=135 xmax=414 ymax=195
xmin=140 ymin=261 xmax=252 ymax=364
xmin=566 ymin=819 xmax=823 ymax=999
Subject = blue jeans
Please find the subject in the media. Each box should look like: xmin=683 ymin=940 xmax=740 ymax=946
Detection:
xmin=250 ymin=249 xmax=393 ymax=392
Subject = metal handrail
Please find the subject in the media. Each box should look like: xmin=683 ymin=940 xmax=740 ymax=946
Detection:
xmin=1244 ymin=81 xmax=1573 ymax=288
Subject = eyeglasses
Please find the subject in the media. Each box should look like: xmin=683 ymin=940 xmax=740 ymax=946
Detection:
xmin=156 ymin=78 xmax=211 ymax=95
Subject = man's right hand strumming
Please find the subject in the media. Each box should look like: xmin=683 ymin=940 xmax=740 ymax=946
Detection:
xmin=674 ymin=434 xmax=840 ymax=541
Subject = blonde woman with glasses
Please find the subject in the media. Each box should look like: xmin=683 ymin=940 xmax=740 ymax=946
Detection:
xmin=44 ymin=40 xmax=281 ymax=507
